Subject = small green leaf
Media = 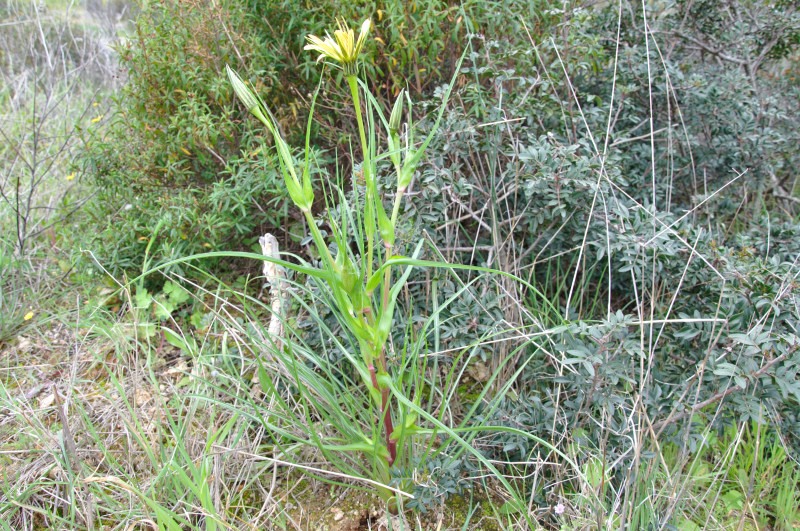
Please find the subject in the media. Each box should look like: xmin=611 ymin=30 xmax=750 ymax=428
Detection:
xmin=154 ymin=299 xmax=176 ymax=320
xmin=163 ymin=281 xmax=190 ymax=305
xmin=498 ymin=499 xmax=525 ymax=515
xmin=134 ymin=288 xmax=152 ymax=310
xmin=137 ymin=322 xmax=156 ymax=339
xmin=163 ymin=327 xmax=187 ymax=350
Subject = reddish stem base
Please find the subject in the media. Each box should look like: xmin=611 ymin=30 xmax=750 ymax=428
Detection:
xmin=369 ymin=364 xmax=396 ymax=466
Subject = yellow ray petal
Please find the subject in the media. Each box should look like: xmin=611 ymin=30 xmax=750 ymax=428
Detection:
xmin=305 ymin=19 xmax=371 ymax=74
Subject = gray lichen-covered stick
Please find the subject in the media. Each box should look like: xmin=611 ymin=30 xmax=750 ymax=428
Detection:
xmin=259 ymin=233 xmax=285 ymax=348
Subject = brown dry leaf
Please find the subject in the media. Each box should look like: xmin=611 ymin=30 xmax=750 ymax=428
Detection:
xmin=467 ymin=361 xmax=491 ymax=382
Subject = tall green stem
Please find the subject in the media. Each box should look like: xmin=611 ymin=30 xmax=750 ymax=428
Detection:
xmin=347 ymin=75 xmax=376 ymax=283
xmin=347 ymin=76 xmax=369 ymax=176
xmin=347 ymin=75 xmax=397 ymax=471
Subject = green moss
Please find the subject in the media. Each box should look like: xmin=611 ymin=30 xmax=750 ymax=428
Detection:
xmin=433 ymin=494 xmax=503 ymax=531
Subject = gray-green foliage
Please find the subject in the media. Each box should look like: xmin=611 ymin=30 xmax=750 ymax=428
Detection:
xmin=376 ymin=0 xmax=800 ymax=520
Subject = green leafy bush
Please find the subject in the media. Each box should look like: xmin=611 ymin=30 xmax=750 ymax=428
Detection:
xmin=84 ymin=0 xmax=585 ymax=276
xmin=374 ymin=0 xmax=800 ymax=518
xmin=84 ymin=0 xmax=460 ymax=274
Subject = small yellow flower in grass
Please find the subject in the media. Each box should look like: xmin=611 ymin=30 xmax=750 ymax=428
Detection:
xmin=66 ymin=172 xmax=75 ymax=181
xmin=304 ymin=18 xmax=371 ymax=76
xmin=91 ymin=115 xmax=103 ymax=123
xmin=24 ymin=311 xmax=34 ymax=321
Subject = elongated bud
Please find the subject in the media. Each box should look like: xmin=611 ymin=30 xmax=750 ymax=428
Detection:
xmin=227 ymin=65 xmax=313 ymax=212
xmin=389 ymin=89 xmax=404 ymax=135
xmin=388 ymin=90 xmax=405 ymax=171
xmin=227 ymin=66 xmax=258 ymax=113
xmin=227 ymin=65 xmax=271 ymax=126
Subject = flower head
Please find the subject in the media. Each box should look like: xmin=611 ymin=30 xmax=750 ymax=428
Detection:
xmin=304 ymin=18 xmax=371 ymax=76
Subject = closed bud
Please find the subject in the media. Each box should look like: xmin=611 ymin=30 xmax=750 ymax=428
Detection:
xmin=389 ymin=89 xmax=405 ymax=135
xmin=227 ymin=66 xmax=259 ymax=113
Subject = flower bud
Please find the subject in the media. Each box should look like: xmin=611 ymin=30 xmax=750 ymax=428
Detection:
xmin=389 ymin=89 xmax=405 ymax=135
xmin=227 ymin=66 xmax=258 ymax=113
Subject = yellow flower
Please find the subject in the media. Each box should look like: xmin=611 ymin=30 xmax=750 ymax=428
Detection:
xmin=24 ymin=311 xmax=34 ymax=321
xmin=66 ymin=172 xmax=75 ymax=181
xmin=304 ymin=18 xmax=371 ymax=76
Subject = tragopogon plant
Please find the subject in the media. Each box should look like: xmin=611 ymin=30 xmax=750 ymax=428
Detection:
xmin=227 ymin=18 xmax=459 ymax=509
